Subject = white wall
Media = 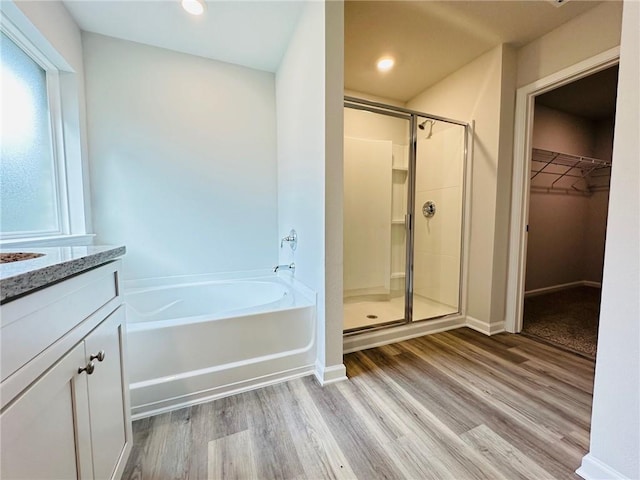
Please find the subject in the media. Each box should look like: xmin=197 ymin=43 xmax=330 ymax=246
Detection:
xmin=408 ymin=44 xmax=517 ymax=331
xmin=276 ymin=1 xmax=345 ymax=383
xmin=579 ymin=2 xmax=639 ymax=478
xmin=517 ymin=1 xmax=623 ymax=88
xmin=83 ymin=33 xmax=278 ymax=280
xmin=526 ymin=105 xmax=611 ymax=290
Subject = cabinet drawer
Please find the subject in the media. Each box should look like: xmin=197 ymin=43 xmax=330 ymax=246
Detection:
xmin=1 ymin=262 xmax=120 ymax=384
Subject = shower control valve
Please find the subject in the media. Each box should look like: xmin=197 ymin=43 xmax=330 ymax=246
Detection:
xmin=423 ymin=201 xmax=436 ymax=218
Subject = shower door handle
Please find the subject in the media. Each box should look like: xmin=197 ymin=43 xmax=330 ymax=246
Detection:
xmin=405 ymin=213 xmax=412 ymax=230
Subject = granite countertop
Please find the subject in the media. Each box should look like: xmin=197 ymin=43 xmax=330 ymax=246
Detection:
xmin=0 ymin=245 xmax=126 ymax=303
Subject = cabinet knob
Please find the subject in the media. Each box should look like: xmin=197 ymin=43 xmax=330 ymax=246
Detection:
xmin=90 ymin=350 xmax=106 ymax=362
xmin=78 ymin=361 xmax=95 ymax=375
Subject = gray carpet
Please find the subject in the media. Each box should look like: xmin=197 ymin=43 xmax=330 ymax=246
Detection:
xmin=523 ymin=286 xmax=600 ymax=358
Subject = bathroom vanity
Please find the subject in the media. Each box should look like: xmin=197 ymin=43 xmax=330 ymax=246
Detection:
xmin=0 ymin=246 xmax=131 ymax=480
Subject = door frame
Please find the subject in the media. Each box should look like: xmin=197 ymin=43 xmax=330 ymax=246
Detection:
xmin=505 ymin=47 xmax=620 ymax=333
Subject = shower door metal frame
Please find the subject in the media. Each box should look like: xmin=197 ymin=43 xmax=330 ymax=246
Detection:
xmin=344 ymin=96 xmax=470 ymax=332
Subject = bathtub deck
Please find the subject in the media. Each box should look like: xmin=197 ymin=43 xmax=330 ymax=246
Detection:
xmin=122 ymin=328 xmax=594 ymax=480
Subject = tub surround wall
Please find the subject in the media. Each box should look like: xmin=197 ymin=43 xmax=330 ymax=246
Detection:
xmin=275 ymin=1 xmax=346 ymax=385
xmin=84 ymin=32 xmax=278 ymax=281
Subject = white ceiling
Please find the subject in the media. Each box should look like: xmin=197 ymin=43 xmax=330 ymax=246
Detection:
xmin=63 ymin=1 xmax=305 ymax=72
xmin=64 ymin=0 xmax=616 ymax=105
xmin=345 ymin=0 xmax=608 ymax=102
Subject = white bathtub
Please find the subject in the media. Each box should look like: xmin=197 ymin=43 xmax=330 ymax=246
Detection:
xmin=125 ymin=275 xmax=316 ymax=418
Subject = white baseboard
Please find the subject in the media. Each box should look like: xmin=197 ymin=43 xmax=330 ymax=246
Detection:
xmin=465 ymin=316 xmax=505 ymax=335
xmin=131 ymin=365 xmax=315 ymax=420
xmin=576 ymin=453 xmax=630 ymax=480
xmin=314 ymin=362 xmax=348 ymax=386
xmin=343 ymin=315 xmax=466 ymax=354
xmin=525 ymin=280 xmax=602 ymax=298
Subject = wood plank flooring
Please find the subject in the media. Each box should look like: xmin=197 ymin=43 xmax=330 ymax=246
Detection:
xmin=122 ymin=328 xmax=595 ymax=480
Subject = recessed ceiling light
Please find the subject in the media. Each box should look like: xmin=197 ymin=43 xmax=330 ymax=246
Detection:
xmin=377 ymin=57 xmax=395 ymax=72
xmin=181 ymin=0 xmax=206 ymax=16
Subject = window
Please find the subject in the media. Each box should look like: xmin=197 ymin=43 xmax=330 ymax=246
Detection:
xmin=0 ymin=9 xmax=88 ymax=245
xmin=1 ymin=32 xmax=61 ymax=236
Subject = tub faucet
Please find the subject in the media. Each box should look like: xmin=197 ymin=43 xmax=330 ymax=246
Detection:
xmin=273 ymin=262 xmax=295 ymax=273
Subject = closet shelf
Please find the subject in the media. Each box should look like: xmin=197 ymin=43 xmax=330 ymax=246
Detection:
xmin=530 ymin=148 xmax=611 ymax=195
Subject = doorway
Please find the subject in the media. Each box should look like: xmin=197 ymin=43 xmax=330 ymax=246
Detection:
xmin=522 ymin=65 xmax=618 ymax=357
xmin=342 ymin=97 xmax=468 ymax=333
xmin=505 ymin=48 xmax=620 ymax=353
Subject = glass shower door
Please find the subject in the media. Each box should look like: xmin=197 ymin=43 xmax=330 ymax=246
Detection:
xmin=411 ymin=118 xmax=466 ymax=320
xmin=343 ymin=106 xmax=411 ymax=332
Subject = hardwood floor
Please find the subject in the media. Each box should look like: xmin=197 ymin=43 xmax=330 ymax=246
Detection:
xmin=122 ymin=328 xmax=595 ymax=480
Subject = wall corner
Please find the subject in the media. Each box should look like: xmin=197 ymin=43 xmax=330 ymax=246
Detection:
xmin=314 ymin=361 xmax=348 ymax=386
xmin=489 ymin=42 xmax=519 ymax=325
xmin=323 ymin=0 xmax=345 ymax=372
xmin=577 ymin=453 xmax=630 ymax=480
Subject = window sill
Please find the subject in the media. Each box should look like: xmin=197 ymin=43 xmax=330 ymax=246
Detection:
xmin=0 ymin=234 xmax=96 ymax=249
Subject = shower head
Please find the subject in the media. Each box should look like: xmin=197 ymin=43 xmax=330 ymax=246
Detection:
xmin=419 ymin=119 xmax=435 ymax=139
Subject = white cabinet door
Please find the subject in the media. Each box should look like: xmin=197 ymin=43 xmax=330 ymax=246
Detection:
xmin=84 ymin=306 xmax=130 ymax=480
xmin=1 ymin=343 xmax=93 ymax=480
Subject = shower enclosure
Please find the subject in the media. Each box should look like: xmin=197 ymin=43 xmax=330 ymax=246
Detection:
xmin=343 ymin=96 xmax=468 ymax=333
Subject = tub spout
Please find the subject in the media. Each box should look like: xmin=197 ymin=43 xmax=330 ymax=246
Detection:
xmin=273 ymin=262 xmax=295 ymax=273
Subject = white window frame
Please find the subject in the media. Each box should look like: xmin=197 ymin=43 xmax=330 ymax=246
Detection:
xmin=0 ymin=5 xmax=92 ymax=247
